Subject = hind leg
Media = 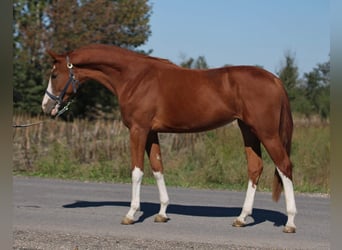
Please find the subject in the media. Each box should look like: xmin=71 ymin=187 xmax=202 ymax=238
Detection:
xmin=262 ymin=137 xmax=297 ymax=233
xmin=146 ymin=131 xmax=170 ymax=222
xmin=233 ymin=121 xmax=263 ymax=227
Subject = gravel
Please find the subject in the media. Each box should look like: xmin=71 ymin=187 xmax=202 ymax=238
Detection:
xmin=13 ymin=229 xmax=278 ymax=250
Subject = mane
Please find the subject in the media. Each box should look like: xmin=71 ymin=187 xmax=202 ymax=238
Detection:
xmin=74 ymin=44 xmax=179 ymax=68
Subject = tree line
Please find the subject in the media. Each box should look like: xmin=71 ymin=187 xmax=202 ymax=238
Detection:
xmin=13 ymin=0 xmax=329 ymax=120
xmin=13 ymin=0 xmax=151 ymax=118
xmin=277 ymin=51 xmax=329 ymax=119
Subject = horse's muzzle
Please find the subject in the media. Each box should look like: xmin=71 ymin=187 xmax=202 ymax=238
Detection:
xmin=42 ymin=94 xmax=60 ymax=116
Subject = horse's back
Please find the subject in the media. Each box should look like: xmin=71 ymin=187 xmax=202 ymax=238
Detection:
xmin=150 ymin=65 xmax=281 ymax=132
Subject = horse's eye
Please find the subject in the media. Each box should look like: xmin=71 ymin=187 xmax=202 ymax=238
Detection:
xmin=51 ymin=74 xmax=57 ymax=79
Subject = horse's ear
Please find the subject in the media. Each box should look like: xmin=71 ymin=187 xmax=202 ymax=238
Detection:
xmin=47 ymin=50 xmax=59 ymax=61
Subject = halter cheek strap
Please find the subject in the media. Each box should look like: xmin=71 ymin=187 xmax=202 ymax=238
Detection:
xmin=45 ymin=56 xmax=80 ymax=106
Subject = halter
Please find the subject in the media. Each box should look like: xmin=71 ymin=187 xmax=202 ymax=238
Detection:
xmin=45 ymin=56 xmax=79 ymax=116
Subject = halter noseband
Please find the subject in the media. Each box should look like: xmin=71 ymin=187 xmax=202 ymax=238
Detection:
xmin=45 ymin=56 xmax=79 ymax=106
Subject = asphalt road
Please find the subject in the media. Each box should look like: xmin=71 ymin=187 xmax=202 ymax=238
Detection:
xmin=13 ymin=176 xmax=330 ymax=249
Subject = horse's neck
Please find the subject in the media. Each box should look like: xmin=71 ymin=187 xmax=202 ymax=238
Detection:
xmin=75 ymin=46 xmax=137 ymax=67
xmin=75 ymin=53 xmax=136 ymax=96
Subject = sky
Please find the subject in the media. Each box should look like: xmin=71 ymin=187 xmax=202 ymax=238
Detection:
xmin=139 ymin=0 xmax=330 ymax=76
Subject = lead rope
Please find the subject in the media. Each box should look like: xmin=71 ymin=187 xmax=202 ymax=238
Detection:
xmin=12 ymin=100 xmax=74 ymax=128
xmin=12 ymin=121 xmax=45 ymax=128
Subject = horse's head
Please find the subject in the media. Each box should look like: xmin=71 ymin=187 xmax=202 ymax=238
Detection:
xmin=41 ymin=50 xmax=79 ymax=116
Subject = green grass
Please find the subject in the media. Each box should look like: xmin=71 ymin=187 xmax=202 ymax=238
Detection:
xmin=159 ymin=125 xmax=330 ymax=193
xmin=13 ymin=114 xmax=330 ymax=193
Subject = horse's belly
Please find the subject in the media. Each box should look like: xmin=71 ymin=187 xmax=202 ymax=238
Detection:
xmin=152 ymin=108 xmax=236 ymax=133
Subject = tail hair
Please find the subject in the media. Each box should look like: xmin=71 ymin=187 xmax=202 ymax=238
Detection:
xmin=272 ymin=86 xmax=293 ymax=202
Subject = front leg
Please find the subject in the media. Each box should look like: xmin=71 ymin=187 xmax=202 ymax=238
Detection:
xmin=121 ymin=126 xmax=148 ymax=225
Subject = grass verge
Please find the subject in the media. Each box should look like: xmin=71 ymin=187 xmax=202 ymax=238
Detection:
xmin=13 ymin=114 xmax=330 ymax=193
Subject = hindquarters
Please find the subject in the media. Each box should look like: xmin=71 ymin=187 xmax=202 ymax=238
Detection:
xmin=230 ymin=67 xmax=293 ymax=201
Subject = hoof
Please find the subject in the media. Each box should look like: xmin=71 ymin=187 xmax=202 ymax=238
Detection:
xmin=232 ymin=219 xmax=245 ymax=227
xmin=283 ymin=226 xmax=296 ymax=233
xmin=154 ymin=214 xmax=170 ymax=223
xmin=121 ymin=216 xmax=134 ymax=225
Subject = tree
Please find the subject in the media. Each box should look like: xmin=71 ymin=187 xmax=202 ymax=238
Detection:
xmin=276 ymin=50 xmax=330 ymax=119
xmin=13 ymin=0 xmax=51 ymax=114
xmin=303 ymin=60 xmax=330 ymax=119
xmin=180 ymin=55 xmax=209 ymax=69
xmin=276 ymin=51 xmax=314 ymax=116
xmin=277 ymin=51 xmax=300 ymax=103
xmin=45 ymin=0 xmax=152 ymax=52
xmin=13 ymin=0 xmax=152 ymax=117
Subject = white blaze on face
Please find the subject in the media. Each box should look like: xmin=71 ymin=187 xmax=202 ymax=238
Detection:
xmin=41 ymin=76 xmax=60 ymax=116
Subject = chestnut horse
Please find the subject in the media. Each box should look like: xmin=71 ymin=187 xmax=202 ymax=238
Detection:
xmin=42 ymin=44 xmax=296 ymax=233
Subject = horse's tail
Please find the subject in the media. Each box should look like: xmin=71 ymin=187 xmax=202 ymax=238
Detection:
xmin=272 ymin=82 xmax=294 ymax=202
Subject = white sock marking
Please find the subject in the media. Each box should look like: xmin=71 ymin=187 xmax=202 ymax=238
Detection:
xmin=237 ymin=179 xmax=256 ymax=223
xmin=126 ymin=167 xmax=144 ymax=220
xmin=153 ymin=171 xmax=169 ymax=217
xmin=276 ymin=167 xmax=297 ymax=228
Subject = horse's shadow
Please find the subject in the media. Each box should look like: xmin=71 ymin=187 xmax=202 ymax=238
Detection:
xmin=63 ymin=200 xmax=286 ymax=227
